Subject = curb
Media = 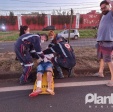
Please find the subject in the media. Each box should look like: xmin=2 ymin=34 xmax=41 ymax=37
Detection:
xmin=0 ymin=68 xmax=110 ymax=80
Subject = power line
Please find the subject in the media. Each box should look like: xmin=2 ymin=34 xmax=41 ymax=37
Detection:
xmin=9 ymin=0 xmax=99 ymax=5
xmin=0 ymin=4 xmax=99 ymax=8
xmin=0 ymin=3 xmax=99 ymax=6
xmin=0 ymin=6 xmax=99 ymax=12
xmin=0 ymin=0 xmax=100 ymax=11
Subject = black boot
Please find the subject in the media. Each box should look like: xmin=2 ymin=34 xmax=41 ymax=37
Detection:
xmin=55 ymin=66 xmax=64 ymax=79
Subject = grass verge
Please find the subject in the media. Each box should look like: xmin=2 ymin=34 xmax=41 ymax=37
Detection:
xmin=0 ymin=29 xmax=97 ymax=41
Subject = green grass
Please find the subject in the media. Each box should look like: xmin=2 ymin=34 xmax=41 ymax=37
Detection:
xmin=0 ymin=31 xmax=19 ymax=41
xmin=32 ymin=30 xmax=62 ymax=35
xmin=79 ymin=29 xmax=97 ymax=38
xmin=0 ymin=29 xmax=97 ymax=41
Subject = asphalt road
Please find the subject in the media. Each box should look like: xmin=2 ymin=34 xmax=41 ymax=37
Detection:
xmin=0 ymin=38 xmax=96 ymax=53
xmin=0 ymin=76 xmax=113 ymax=112
xmin=0 ymin=85 xmax=113 ymax=112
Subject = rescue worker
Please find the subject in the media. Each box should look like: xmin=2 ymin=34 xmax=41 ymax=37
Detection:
xmin=43 ymin=35 xmax=76 ymax=79
xmin=14 ymin=33 xmax=48 ymax=84
xmin=15 ymin=25 xmax=30 ymax=60
xmin=19 ymin=25 xmax=30 ymax=36
xmin=16 ymin=25 xmax=39 ymax=59
xmin=48 ymin=30 xmax=56 ymax=40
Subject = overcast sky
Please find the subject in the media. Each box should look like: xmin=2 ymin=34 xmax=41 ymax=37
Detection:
xmin=0 ymin=0 xmax=102 ymax=15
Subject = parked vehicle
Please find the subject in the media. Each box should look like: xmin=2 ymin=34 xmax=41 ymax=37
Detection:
xmin=92 ymin=26 xmax=98 ymax=30
xmin=42 ymin=26 xmax=56 ymax=31
xmin=58 ymin=29 xmax=80 ymax=39
xmin=0 ymin=24 xmax=6 ymax=32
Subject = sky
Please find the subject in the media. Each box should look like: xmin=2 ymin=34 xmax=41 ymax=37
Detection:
xmin=0 ymin=0 xmax=102 ymax=15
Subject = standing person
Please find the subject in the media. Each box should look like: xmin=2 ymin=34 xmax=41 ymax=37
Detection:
xmin=14 ymin=32 xmax=48 ymax=85
xmin=63 ymin=23 xmax=67 ymax=30
xmin=96 ymin=0 xmax=113 ymax=86
xmin=43 ymin=35 xmax=76 ymax=79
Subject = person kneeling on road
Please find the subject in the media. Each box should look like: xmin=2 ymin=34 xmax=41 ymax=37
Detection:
xmin=43 ymin=35 xmax=76 ymax=79
xmin=14 ymin=32 xmax=48 ymax=85
xmin=29 ymin=56 xmax=55 ymax=97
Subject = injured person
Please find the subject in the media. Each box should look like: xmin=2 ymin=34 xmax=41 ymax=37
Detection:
xmin=29 ymin=54 xmax=55 ymax=97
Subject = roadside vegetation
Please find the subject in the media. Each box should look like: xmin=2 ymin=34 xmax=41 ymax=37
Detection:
xmin=0 ymin=47 xmax=110 ymax=78
xmin=0 ymin=29 xmax=97 ymax=41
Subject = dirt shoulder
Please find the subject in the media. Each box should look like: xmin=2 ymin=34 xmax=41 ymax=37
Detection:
xmin=0 ymin=47 xmax=109 ymax=79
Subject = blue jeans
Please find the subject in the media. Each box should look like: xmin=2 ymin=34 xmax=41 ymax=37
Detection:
xmin=37 ymin=62 xmax=53 ymax=74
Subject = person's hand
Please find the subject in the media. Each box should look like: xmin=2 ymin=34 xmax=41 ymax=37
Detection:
xmin=105 ymin=0 xmax=113 ymax=8
xmin=37 ymin=58 xmax=43 ymax=63
xmin=106 ymin=0 xmax=110 ymax=2
xmin=43 ymin=57 xmax=50 ymax=62
xmin=106 ymin=0 xmax=113 ymax=4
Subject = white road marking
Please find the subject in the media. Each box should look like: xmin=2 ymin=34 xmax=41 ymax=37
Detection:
xmin=0 ymin=48 xmax=4 ymax=49
xmin=0 ymin=80 xmax=109 ymax=92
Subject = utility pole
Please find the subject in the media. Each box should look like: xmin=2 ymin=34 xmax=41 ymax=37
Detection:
xmin=68 ymin=8 xmax=73 ymax=43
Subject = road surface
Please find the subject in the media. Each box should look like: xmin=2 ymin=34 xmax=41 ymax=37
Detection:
xmin=0 ymin=76 xmax=113 ymax=112
xmin=0 ymin=38 xmax=96 ymax=53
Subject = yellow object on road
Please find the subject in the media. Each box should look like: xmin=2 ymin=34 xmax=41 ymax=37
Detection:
xmin=33 ymin=72 xmax=54 ymax=94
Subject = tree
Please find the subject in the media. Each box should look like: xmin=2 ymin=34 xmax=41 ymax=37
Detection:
xmin=52 ymin=10 xmax=56 ymax=15
xmin=80 ymin=15 xmax=83 ymax=24
xmin=31 ymin=16 xmax=37 ymax=30
xmin=0 ymin=16 xmax=8 ymax=25
xmin=25 ymin=17 xmax=32 ymax=25
xmin=31 ymin=17 xmax=37 ymax=24
xmin=9 ymin=12 xmax=17 ymax=25
xmin=52 ymin=15 xmax=57 ymax=25
xmin=41 ymin=13 xmax=45 ymax=26
xmin=51 ymin=9 xmax=74 ymax=26
xmin=37 ymin=13 xmax=45 ymax=26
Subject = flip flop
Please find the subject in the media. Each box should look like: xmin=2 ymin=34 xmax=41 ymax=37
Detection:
xmin=92 ymin=72 xmax=104 ymax=78
xmin=46 ymin=89 xmax=55 ymax=95
xmin=29 ymin=90 xmax=42 ymax=97
xmin=106 ymin=81 xmax=113 ymax=87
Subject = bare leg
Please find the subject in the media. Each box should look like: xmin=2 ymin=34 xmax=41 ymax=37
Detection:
xmin=108 ymin=62 xmax=113 ymax=81
xmin=99 ymin=59 xmax=104 ymax=76
xmin=106 ymin=62 xmax=113 ymax=86
xmin=35 ymin=73 xmax=43 ymax=91
xmin=93 ymin=59 xmax=104 ymax=77
xmin=46 ymin=68 xmax=55 ymax=95
xmin=29 ymin=73 xmax=42 ymax=97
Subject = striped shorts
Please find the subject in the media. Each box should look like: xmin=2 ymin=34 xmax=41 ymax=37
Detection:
xmin=97 ymin=42 xmax=113 ymax=62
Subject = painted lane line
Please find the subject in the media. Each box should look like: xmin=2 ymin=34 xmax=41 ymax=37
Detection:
xmin=0 ymin=80 xmax=109 ymax=92
xmin=55 ymin=80 xmax=109 ymax=87
xmin=0 ymin=48 xmax=4 ymax=49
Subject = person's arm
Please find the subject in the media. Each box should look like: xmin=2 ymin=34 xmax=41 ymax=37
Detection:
xmin=43 ymin=47 xmax=56 ymax=54
xmin=31 ymin=35 xmax=44 ymax=59
xmin=32 ymin=36 xmax=50 ymax=63
xmin=106 ymin=0 xmax=113 ymax=11
xmin=48 ymin=43 xmax=55 ymax=48
xmin=43 ymin=44 xmax=59 ymax=54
